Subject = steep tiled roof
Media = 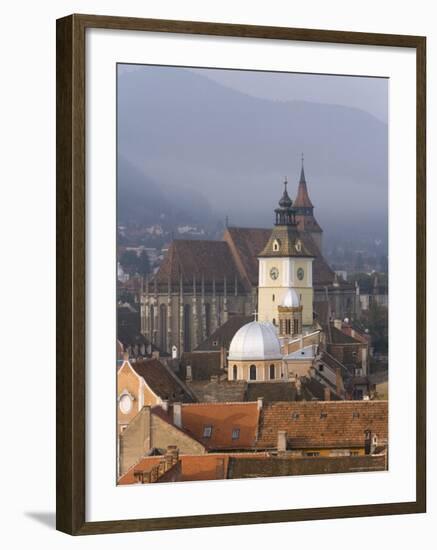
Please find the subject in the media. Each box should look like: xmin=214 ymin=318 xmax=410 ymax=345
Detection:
xmin=295 ymin=214 xmax=323 ymax=234
xmin=258 ymin=225 xmax=314 ymax=258
xmin=224 ymin=227 xmax=272 ymax=286
xmin=188 ymin=380 xmax=248 ymax=403
xmin=181 ymin=402 xmax=260 ymax=451
xmin=151 ymin=227 xmax=342 ymax=292
xmin=245 ymin=382 xmax=298 ymax=403
xmin=132 ymin=358 xmax=196 ymax=403
xmin=228 ymin=453 xmax=386 ymax=479
xmin=119 ymin=452 xmax=271 ymax=484
xmin=153 ymin=239 xmax=242 ymax=286
xmin=294 ymin=181 xmax=314 ymax=208
xmin=225 ymin=227 xmax=335 ymax=287
xmin=256 ymin=400 xmax=388 ymax=450
xmin=180 ymin=351 xmax=223 ymax=381
xmin=195 ymin=315 xmax=253 ymax=351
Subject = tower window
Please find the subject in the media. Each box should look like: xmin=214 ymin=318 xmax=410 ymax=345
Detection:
xmin=269 ymin=364 xmax=275 ymax=380
xmin=293 ymin=319 xmax=299 ymax=334
xmin=249 ymin=365 xmax=257 ymax=381
xmin=232 ymin=428 xmax=240 ymax=440
xmin=272 ymin=318 xmax=276 ymax=326
xmin=286 ymin=319 xmax=291 ymax=334
xmin=272 ymin=294 xmax=275 ymax=302
xmin=233 ymin=365 xmax=238 ymax=380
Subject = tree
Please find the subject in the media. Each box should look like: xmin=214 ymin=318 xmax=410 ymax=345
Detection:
xmin=119 ymin=249 xmax=150 ymax=277
xmin=137 ymin=250 xmax=150 ymax=277
xmin=362 ymin=302 xmax=388 ymax=354
xmin=119 ymin=250 xmax=138 ymax=269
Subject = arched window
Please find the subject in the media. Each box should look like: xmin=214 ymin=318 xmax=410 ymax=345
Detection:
xmin=183 ymin=304 xmax=191 ymax=351
xmin=149 ymin=305 xmax=155 ymax=335
xmin=269 ymin=364 xmax=275 ymax=380
xmin=233 ymin=365 xmax=238 ymax=380
xmin=272 ymin=318 xmax=276 ymax=326
xmin=272 ymin=294 xmax=275 ymax=302
xmin=159 ymin=304 xmax=167 ymax=351
xmin=249 ymin=364 xmax=257 ymax=381
xmin=204 ymin=303 xmax=211 ymax=337
xmin=286 ymin=319 xmax=291 ymax=334
xmin=293 ymin=319 xmax=299 ymax=334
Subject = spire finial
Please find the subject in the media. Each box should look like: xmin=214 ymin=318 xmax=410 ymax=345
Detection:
xmin=300 ymin=153 xmax=306 ymax=184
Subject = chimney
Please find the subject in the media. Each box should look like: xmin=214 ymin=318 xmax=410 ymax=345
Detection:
xmin=152 ymin=350 xmax=160 ymax=359
xmin=173 ymin=402 xmax=182 ymax=428
xmin=277 ymin=430 xmax=287 ymax=453
xmin=324 ymin=387 xmax=331 ymax=401
xmin=164 ymin=448 xmax=175 ymax=469
xmin=257 ymin=397 xmax=264 ymax=410
xmin=161 ymin=399 xmax=169 ymax=412
xmin=186 ymin=365 xmax=192 ymax=382
xmin=333 ymin=319 xmax=342 ymax=330
xmin=167 ymin=444 xmax=179 ymax=460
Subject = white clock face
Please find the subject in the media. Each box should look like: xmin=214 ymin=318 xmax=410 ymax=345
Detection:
xmin=270 ymin=267 xmax=279 ymax=280
xmin=119 ymin=394 xmax=132 ymax=414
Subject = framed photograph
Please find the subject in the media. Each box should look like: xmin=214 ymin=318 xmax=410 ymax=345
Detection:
xmin=56 ymin=14 xmax=426 ymax=535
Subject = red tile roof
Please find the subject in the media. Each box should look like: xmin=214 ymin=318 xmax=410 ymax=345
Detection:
xmin=131 ymin=358 xmax=195 ymax=403
xmin=256 ymin=400 xmax=388 ymax=450
xmin=294 ymin=179 xmax=314 ymax=208
xmin=153 ymin=239 xmax=243 ymax=286
xmin=181 ymin=402 xmax=260 ymax=451
xmin=225 ymin=227 xmax=335 ymax=287
xmin=118 ymin=452 xmax=270 ymax=484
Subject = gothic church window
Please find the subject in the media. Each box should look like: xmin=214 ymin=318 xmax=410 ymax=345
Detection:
xmin=183 ymin=304 xmax=191 ymax=351
xmin=159 ymin=304 xmax=167 ymax=351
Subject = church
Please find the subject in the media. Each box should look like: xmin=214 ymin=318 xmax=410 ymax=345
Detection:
xmin=140 ymin=162 xmax=358 ymax=356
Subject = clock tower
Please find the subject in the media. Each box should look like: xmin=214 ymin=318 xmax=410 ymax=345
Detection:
xmin=258 ymin=178 xmax=315 ymax=327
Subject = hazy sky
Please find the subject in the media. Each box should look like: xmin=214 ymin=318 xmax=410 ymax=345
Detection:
xmin=191 ymin=68 xmax=388 ymax=123
xmin=117 ymin=64 xmax=388 ymax=240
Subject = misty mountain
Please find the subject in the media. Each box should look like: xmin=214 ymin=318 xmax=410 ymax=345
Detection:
xmin=117 ymin=66 xmax=388 ymax=240
xmin=117 ymin=155 xmax=214 ymax=226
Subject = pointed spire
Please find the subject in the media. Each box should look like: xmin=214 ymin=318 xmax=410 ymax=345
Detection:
xmin=294 ymin=153 xmax=313 ymax=208
xmin=300 ymin=153 xmax=306 ymax=184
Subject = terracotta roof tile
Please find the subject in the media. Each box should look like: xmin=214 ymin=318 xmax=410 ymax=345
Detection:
xmin=225 ymin=227 xmax=335 ymax=287
xmin=256 ymin=400 xmax=388 ymax=449
xmin=153 ymin=240 xmax=242 ymax=286
xmin=119 ymin=452 xmax=270 ymax=484
xmin=294 ymin=179 xmax=314 ymax=208
xmin=181 ymin=402 xmax=260 ymax=451
xmin=132 ymin=358 xmax=195 ymax=402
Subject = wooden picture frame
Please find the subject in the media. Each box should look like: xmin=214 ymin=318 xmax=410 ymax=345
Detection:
xmin=56 ymin=13 xmax=426 ymax=535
